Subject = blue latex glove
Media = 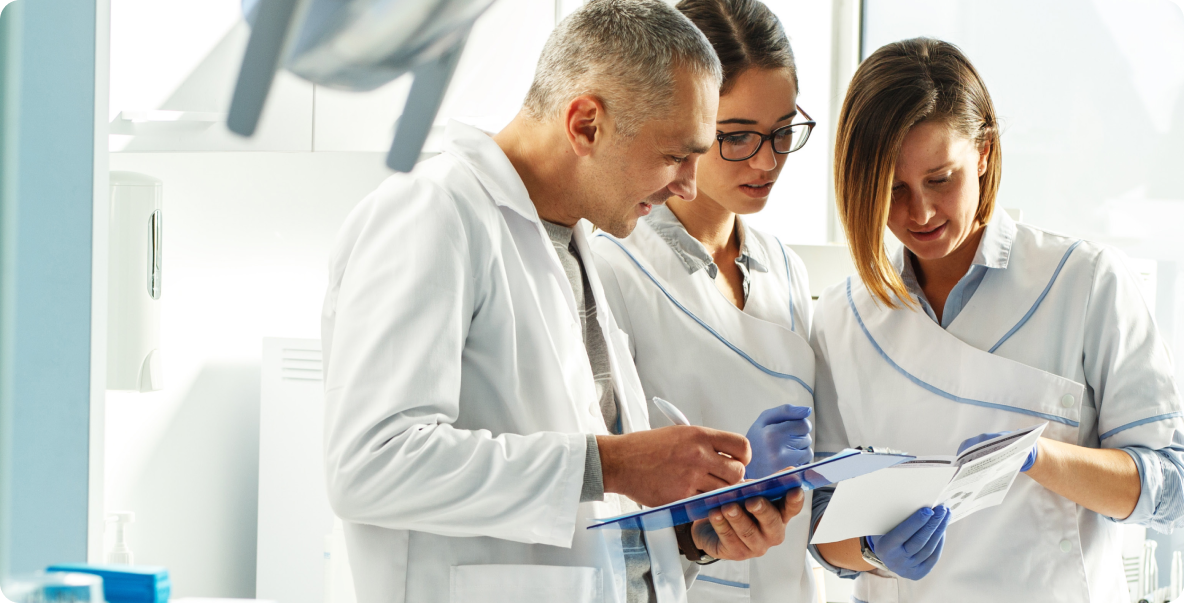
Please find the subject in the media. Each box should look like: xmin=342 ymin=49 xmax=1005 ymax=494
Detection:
xmin=957 ymin=431 xmax=1038 ymax=472
xmin=868 ymin=506 xmax=951 ymax=580
xmin=744 ymin=404 xmax=812 ymax=479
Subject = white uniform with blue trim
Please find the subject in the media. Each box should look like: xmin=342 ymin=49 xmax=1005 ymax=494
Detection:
xmin=592 ymin=215 xmax=817 ymax=603
xmin=811 ymin=211 xmax=1184 ymax=602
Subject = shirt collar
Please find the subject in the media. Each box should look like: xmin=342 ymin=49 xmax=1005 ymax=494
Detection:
xmin=893 ymin=208 xmax=1017 ymax=290
xmin=541 ymin=220 xmax=574 ymax=248
xmin=644 ymin=204 xmax=768 ymax=276
xmin=442 ymin=119 xmax=540 ymax=223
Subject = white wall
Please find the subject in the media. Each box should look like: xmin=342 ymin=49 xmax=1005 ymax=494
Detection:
xmin=104 ymin=152 xmax=392 ymax=597
xmin=745 ymin=0 xmax=834 ymax=246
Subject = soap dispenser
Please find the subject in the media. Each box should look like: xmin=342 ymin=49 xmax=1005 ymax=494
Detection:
xmin=106 ymin=511 xmax=136 ymax=565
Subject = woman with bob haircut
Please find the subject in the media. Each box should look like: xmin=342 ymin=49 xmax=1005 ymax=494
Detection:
xmin=808 ymin=37 xmax=1184 ymax=601
xmin=592 ymin=0 xmax=819 ymax=600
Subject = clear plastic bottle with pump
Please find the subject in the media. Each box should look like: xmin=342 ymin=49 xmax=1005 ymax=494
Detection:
xmin=106 ymin=512 xmax=136 ymax=565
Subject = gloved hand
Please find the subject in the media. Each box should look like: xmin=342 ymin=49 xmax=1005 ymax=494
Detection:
xmin=744 ymin=404 xmax=812 ymax=479
xmin=957 ymin=431 xmax=1038 ymax=472
xmin=868 ymin=506 xmax=950 ymax=580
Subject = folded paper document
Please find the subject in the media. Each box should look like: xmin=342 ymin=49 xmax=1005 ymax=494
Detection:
xmin=590 ymin=449 xmax=912 ymax=531
xmin=811 ymin=422 xmax=1047 ymax=544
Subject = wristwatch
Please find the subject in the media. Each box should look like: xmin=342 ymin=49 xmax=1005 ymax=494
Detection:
xmin=860 ymin=536 xmax=889 ymax=572
xmin=674 ymin=524 xmax=719 ymax=565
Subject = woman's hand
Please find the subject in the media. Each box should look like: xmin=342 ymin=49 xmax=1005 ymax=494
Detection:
xmin=957 ymin=431 xmax=1037 ymax=471
xmin=867 ymin=506 xmax=951 ymax=580
xmin=691 ymin=489 xmax=804 ymax=560
xmin=745 ymin=405 xmax=813 ymax=479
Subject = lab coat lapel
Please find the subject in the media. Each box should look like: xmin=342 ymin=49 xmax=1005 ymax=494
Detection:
xmin=847 ymin=277 xmax=1083 ymax=429
xmin=442 ymin=120 xmax=539 ymax=223
xmin=618 ymin=222 xmax=814 ymax=382
xmin=573 ymin=222 xmax=650 ymax=434
xmin=443 ymin=120 xmax=581 ymax=322
xmin=946 ymin=215 xmax=1081 ymax=353
xmin=444 ymin=120 xmax=614 ymax=438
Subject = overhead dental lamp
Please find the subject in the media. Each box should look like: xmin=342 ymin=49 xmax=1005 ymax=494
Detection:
xmin=227 ymin=0 xmax=498 ymax=171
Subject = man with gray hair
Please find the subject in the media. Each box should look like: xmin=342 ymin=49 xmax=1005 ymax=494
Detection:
xmin=321 ymin=1 xmax=805 ymax=602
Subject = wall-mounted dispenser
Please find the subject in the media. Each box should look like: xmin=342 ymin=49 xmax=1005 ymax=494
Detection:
xmin=108 ymin=171 xmax=163 ymax=392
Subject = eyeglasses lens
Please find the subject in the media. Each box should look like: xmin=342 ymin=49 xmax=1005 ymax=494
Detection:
xmin=720 ymin=133 xmax=760 ymax=161
xmin=721 ymin=125 xmax=811 ymax=160
xmin=773 ymin=125 xmax=810 ymax=154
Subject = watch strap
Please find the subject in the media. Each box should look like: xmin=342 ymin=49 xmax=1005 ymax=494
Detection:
xmin=674 ymin=524 xmax=718 ymax=565
xmin=861 ymin=536 xmax=889 ymax=572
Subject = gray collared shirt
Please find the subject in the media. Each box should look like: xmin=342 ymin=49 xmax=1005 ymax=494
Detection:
xmin=644 ymin=204 xmax=768 ymax=302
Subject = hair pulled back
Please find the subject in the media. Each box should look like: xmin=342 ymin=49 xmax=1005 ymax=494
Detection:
xmin=676 ymin=0 xmax=797 ymax=95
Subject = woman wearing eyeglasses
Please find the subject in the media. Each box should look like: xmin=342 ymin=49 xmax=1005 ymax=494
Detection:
xmin=808 ymin=38 xmax=1184 ymax=602
xmin=590 ymin=0 xmax=819 ymax=600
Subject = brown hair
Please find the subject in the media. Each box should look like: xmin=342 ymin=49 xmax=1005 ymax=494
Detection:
xmin=675 ymin=0 xmax=797 ymax=95
xmin=835 ymin=37 xmax=1002 ymax=307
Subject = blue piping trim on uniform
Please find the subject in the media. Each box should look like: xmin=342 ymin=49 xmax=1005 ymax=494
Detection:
xmin=813 ymin=451 xmax=840 ymax=460
xmin=1100 ymin=412 xmax=1184 ymax=441
xmin=846 ymin=278 xmax=1079 ymax=427
xmin=773 ymin=236 xmax=795 ymax=333
xmin=988 ymin=240 xmax=1084 ymax=353
xmin=695 ymin=576 xmax=750 ymax=589
xmin=598 ymin=234 xmax=813 ymax=396
xmin=853 ymin=598 xmax=870 ymax=603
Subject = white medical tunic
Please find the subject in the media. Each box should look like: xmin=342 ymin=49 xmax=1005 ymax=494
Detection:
xmin=592 ymin=206 xmax=818 ymax=603
xmin=321 ymin=120 xmax=689 ymax=603
xmin=810 ymin=210 xmax=1184 ymax=602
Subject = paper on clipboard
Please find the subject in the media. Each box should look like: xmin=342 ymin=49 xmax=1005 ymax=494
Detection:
xmin=588 ymin=449 xmax=912 ymax=532
xmin=811 ymin=423 xmax=1046 ymax=544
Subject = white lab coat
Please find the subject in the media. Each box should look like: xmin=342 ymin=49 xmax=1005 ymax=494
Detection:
xmin=592 ymin=218 xmax=817 ymax=603
xmin=321 ymin=120 xmax=689 ymax=603
xmin=812 ymin=212 xmax=1184 ymax=602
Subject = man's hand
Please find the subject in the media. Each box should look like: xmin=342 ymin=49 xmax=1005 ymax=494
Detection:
xmin=690 ymin=489 xmax=804 ymax=560
xmin=597 ymin=426 xmax=751 ymax=508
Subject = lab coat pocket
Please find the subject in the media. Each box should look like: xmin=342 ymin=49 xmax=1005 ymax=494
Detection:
xmin=853 ymin=569 xmax=899 ymax=603
xmin=449 ymin=564 xmax=603 ymax=603
xmin=689 ymin=559 xmax=751 ymax=602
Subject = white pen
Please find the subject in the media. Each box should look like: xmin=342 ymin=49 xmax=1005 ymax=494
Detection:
xmin=652 ymin=396 xmax=691 ymax=426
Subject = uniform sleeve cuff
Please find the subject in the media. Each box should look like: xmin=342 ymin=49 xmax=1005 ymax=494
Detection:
xmin=808 ymin=486 xmax=860 ymax=579
xmin=1114 ymin=446 xmax=1156 ymax=524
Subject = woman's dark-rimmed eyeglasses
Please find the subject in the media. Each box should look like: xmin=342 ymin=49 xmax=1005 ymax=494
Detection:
xmin=716 ymin=105 xmax=815 ymax=162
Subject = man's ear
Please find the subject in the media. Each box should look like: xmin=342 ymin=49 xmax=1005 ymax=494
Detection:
xmin=564 ymin=95 xmax=606 ymax=158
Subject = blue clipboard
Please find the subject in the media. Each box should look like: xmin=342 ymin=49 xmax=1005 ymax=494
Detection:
xmin=588 ymin=450 xmax=913 ymax=531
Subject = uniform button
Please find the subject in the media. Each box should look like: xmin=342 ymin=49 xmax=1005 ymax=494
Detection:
xmin=1059 ymin=539 xmax=1073 ymax=553
xmin=1060 ymin=394 xmax=1076 ymax=408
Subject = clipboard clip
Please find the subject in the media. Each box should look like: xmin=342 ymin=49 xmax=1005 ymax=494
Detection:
xmin=855 ymin=445 xmax=909 ymax=455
